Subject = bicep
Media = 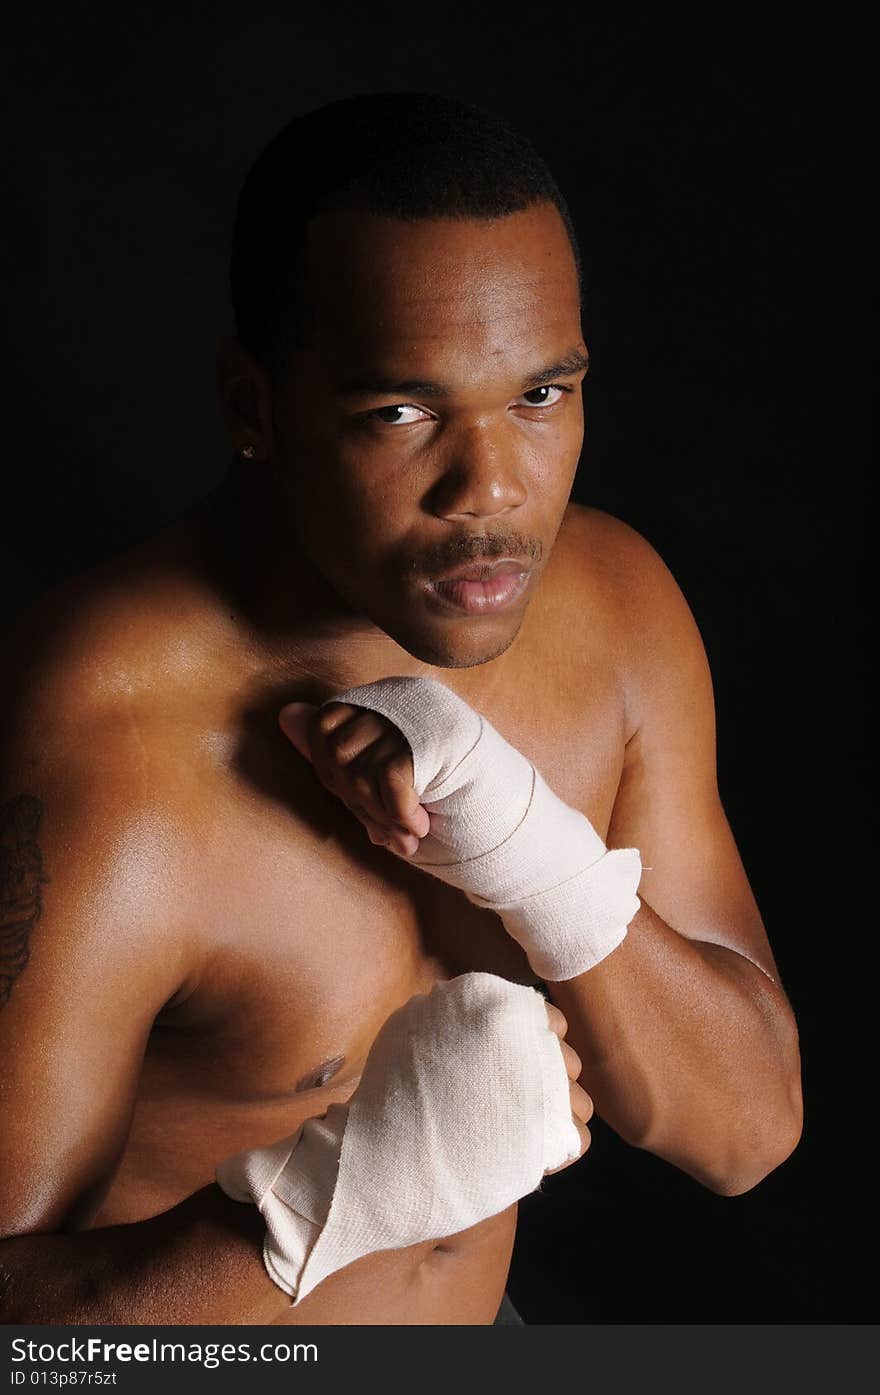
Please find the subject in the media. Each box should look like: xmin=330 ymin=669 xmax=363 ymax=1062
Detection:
xmin=0 ymin=776 xmax=190 ymax=1236
xmin=606 ymin=532 xmax=781 ymax=983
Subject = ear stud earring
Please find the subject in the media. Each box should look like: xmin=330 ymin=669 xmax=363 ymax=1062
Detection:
xmin=239 ymin=444 xmax=257 ymax=460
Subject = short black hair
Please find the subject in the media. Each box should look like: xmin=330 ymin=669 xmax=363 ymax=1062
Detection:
xmin=229 ymin=91 xmax=583 ymax=381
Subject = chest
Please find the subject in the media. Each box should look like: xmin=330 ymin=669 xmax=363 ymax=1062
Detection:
xmin=162 ymin=649 xmax=623 ymax=1085
xmin=104 ymin=625 xmax=626 ymax=1220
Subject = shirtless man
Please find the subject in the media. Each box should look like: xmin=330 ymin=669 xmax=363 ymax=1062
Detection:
xmin=0 ymin=92 xmax=802 ymax=1325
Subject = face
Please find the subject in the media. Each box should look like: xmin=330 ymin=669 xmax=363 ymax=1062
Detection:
xmin=265 ymin=201 xmax=587 ymax=669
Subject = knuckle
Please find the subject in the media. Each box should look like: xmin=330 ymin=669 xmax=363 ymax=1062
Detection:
xmin=316 ymin=703 xmax=353 ymax=733
xmin=382 ymin=758 xmax=413 ymax=786
xmin=384 ymin=742 xmax=413 ymax=767
xmin=545 ymin=1003 xmax=567 ymax=1036
xmin=570 ymin=1081 xmax=593 ymax=1121
xmin=351 ymin=772 xmax=378 ymax=804
xmin=328 ymin=714 xmax=390 ymax=767
xmin=325 ymin=728 xmax=363 ymax=765
xmin=564 ymin=1044 xmax=582 ymax=1079
xmin=347 ymin=745 xmax=381 ymax=777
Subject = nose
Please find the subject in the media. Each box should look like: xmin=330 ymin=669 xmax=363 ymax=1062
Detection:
xmin=426 ymin=420 xmax=528 ymax=521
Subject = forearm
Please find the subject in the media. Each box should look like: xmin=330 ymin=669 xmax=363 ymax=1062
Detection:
xmin=546 ymin=900 xmax=803 ymax=1195
xmin=0 ymin=1185 xmax=294 ymax=1325
xmin=0 ymin=1184 xmax=489 ymax=1326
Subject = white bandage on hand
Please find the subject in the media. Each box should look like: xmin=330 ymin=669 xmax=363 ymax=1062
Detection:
xmin=216 ymin=973 xmax=581 ymax=1305
xmin=326 ymin=676 xmax=643 ymax=981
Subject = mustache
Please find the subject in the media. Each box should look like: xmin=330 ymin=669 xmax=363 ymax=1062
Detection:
xmin=408 ymin=534 xmax=543 ymax=574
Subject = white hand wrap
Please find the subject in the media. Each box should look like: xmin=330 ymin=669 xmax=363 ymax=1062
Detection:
xmin=216 ymin=973 xmax=581 ymax=1305
xmin=327 ymin=676 xmax=642 ymax=981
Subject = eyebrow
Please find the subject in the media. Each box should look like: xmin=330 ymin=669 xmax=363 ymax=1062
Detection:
xmin=337 ymin=347 xmax=590 ymax=398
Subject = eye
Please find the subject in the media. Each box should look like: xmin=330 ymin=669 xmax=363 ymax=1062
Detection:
xmin=367 ymin=403 xmax=434 ymax=425
xmin=518 ymin=384 xmax=571 ymax=408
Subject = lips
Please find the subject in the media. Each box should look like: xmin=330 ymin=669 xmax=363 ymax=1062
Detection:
xmin=422 ymin=560 xmax=532 ymax=615
xmin=426 ymin=559 xmax=531 ymax=583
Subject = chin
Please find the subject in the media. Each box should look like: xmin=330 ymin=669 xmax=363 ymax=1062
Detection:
xmin=389 ymin=617 xmax=522 ymax=670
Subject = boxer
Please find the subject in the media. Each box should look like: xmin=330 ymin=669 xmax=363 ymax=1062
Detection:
xmin=0 ymin=92 xmax=802 ymax=1325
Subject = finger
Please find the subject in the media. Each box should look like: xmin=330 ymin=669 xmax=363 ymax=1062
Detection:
xmin=362 ymin=817 xmax=392 ymax=847
xmin=347 ymin=737 xmax=412 ymax=831
xmin=278 ymin=701 xmax=365 ymax=779
xmin=577 ymin=1116 xmax=591 ymax=1160
xmin=318 ymin=706 xmax=388 ymax=766
xmin=544 ymin=1120 xmax=591 ymax=1176
xmin=544 ymin=1002 xmax=568 ymax=1040
xmin=560 ymin=1040 xmax=583 ymax=1082
xmin=282 ymin=706 xmax=420 ymax=856
xmin=387 ymin=830 xmax=423 ymax=857
xmin=315 ymin=701 xmax=366 ymax=734
xmin=376 ymin=750 xmax=430 ymax=837
xmin=574 ymin=1119 xmax=592 ymax=1159
xmin=310 ymin=708 xmax=384 ymax=796
xmin=346 ymin=764 xmax=391 ymax=825
xmin=340 ymin=776 xmax=416 ymax=855
xmin=343 ymin=738 xmax=429 ymax=852
xmin=569 ymin=1078 xmax=594 ymax=1124
xmin=278 ymin=702 xmax=319 ymax=761
xmin=329 ymin=759 xmax=419 ymax=856
xmin=361 ymin=815 xmax=421 ymax=859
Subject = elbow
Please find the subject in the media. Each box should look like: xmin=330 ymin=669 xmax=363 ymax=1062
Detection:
xmin=704 ymin=1011 xmax=804 ymax=1197
xmin=705 ymin=1073 xmax=804 ymax=1198
xmin=626 ymin=1029 xmax=805 ymax=1199
xmin=714 ymin=1127 xmax=803 ymax=1194
xmin=649 ymin=1057 xmax=804 ymax=1198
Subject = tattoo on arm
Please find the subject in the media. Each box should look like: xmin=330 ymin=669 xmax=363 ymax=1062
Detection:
xmin=0 ymin=794 xmax=49 ymax=1009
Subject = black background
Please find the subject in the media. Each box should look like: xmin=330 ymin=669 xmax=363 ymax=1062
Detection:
xmin=1 ymin=4 xmax=872 ymax=1322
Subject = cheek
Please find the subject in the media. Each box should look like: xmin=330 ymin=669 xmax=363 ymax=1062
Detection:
xmin=296 ymin=462 xmax=411 ymax=575
xmin=551 ymin=408 xmax=585 ymax=487
xmin=519 ymin=415 xmax=584 ymax=500
xmin=335 ymin=443 xmax=422 ymax=531
xmin=273 ymin=420 xmax=416 ymax=568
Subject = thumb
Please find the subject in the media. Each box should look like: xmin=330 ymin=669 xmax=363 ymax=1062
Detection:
xmin=279 ymin=702 xmax=319 ymax=762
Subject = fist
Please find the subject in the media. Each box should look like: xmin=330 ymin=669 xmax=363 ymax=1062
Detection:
xmin=280 ymin=700 xmax=430 ymax=856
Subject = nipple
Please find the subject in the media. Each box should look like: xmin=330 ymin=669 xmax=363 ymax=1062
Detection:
xmin=294 ymin=1054 xmax=346 ymax=1093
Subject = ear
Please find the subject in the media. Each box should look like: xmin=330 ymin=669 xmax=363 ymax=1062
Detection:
xmin=215 ymin=333 xmax=273 ymax=453
xmin=279 ymin=702 xmax=318 ymax=762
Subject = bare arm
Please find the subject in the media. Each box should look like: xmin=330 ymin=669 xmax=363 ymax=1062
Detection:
xmin=0 ymin=1184 xmax=452 ymax=1325
xmin=546 ymin=514 xmax=803 ymax=1195
xmin=0 ymin=1186 xmax=286 ymax=1324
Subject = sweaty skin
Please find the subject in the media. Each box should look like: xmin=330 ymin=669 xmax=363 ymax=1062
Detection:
xmin=0 ymin=498 xmax=596 ymax=1324
xmin=0 ymin=202 xmax=800 ymax=1324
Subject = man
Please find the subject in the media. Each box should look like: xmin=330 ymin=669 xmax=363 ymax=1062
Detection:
xmin=0 ymin=92 xmax=802 ymax=1325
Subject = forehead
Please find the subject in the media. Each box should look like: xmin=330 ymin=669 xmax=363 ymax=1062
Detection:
xmin=301 ymin=203 xmax=582 ymax=377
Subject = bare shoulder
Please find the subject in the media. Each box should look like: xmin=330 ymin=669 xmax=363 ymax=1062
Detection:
xmin=2 ymin=537 xmax=238 ymax=777
xmin=0 ymin=553 xmax=235 ymax=1229
xmin=6 ymin=536 xmax=221 ymax=705
xmin=557 ymin=502 xmax=711 ymax=736
xmin=0 ymin=551 xmax=230 ymax=1000
xmin=559 ymin=501 xmax=682 ymax=601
